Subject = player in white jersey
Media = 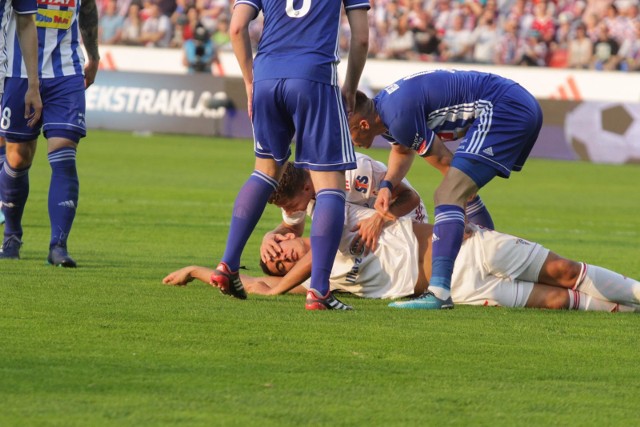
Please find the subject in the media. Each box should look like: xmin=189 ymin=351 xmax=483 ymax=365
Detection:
xmin=0 ymin=0 xmax=99 ymax=266
xmin=0 ymin=0 xmax=42 ymax=228
xmin=163 ymin=204 xmax=640 ymax=313
xmin=260 ymin=153 xmax=427 ymax=264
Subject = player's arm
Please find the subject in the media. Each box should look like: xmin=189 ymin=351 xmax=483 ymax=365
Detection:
xmin=421 ymin=135 xmax=452 ymax=176
xmin=260 ymin=220 xmax=306 ymax=263
xmin=230 ymin=4 xmax=256 ymax=119
xmin=79 ymin=0 xmax=100 ymax=88
xmin=352 ymin=180 xmax=421 ymax=254
xmin=15 ymin=11 xmax=42 ymax=127
xmin=342 ymin=7 xmax=369 ymax=115
xmin=163 ymin=265 xmax=214 ymax=286
xmin=374 ymin=144 xmax=415 ymax=216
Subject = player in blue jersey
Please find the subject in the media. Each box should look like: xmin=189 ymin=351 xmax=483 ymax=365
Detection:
xmin=349 ymin=69 xmax=543 ymax=310
xmin=216 ymin=0 xmax=370 ymax=309
xmin=0 ymin=0 xmax=100 ymax=266
xmin=0 ymin=0 xmax=43 ymax=228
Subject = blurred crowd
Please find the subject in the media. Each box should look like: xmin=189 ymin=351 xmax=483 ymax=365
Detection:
xmin=97 ymin=0 xmax=640 ymax=71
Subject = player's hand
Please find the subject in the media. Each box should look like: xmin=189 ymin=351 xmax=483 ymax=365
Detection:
xmin=245 ymin=280 xmax=273 ymax=295
xmin=24 ymin=84 xmax=43 ymax=128
xmin=374 ymin=187 xmax=392 ymax=217
xmin=84 ymin=59 xmax=99 ymax=89
xmin=260 ymin=232 xmax=293 ymax=263
xmin=162 ymin=267 xmax=196 ymax=286
xmin=350 ymin=213 xmax=395 ymax=255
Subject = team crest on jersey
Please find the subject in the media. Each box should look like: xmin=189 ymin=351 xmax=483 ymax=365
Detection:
xmin=36 ymin=9 xmax=74 ymax=29
xmin=354 ymin=176 xmax=369 ymax=193
xmin=384 ymin=83 xmax=399 ymax=95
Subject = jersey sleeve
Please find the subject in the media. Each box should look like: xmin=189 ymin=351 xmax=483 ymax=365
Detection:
xmin=234 ymin=0 xmax=261 ymax=13
xmin=345 ymin=156 xmax=376 ymax=206
xmin=344 ymin=0 xmax=371 ymax=11
xmin=13 ymin=0 xmax=37 ymax=14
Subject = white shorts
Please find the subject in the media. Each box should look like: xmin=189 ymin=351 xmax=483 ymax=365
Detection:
xmin=451 ymin=225 xmax=550 ymax=307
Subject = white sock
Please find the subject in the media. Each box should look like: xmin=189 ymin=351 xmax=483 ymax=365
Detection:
xmin=429 ymin=286 xmax=450 ymax=300
xmin=567 ymin=289 xmax=636 ymax=312
xmin=574 ymin=263 xmax=640 ymax=305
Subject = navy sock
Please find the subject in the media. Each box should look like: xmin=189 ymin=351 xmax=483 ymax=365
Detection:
xmin=465 ymin=195 xmax=494 ymax=229
xmin=221 ymin=170 xmax=278 ymax=272
xmin=309 ymin=189 xmax=346 ymax=295
xmin=48 ymin=147 xmax=79 ymax=248
xmin=0 ymin=162 xmax=30 ymax=241
xmin=430 ymin=205 xmax=466 ymax=298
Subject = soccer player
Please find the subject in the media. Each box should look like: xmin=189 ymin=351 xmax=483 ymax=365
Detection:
xmin=218 ymin=0 xmax=369 ymax=309
xmin=163 ymin=204 xmax=640 ymax=313
xmin=349 ymin=69 xmax=543 ymax=309
xmin=0 ymin=0 xmax=100 ymax=266
xmin=0 ymin=0 xmax=43 ymax=228
xmin=260 ymin=153 xmax=427 ymax=264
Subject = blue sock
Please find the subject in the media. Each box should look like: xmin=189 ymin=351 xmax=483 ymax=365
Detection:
xmin=465 ymin=195 xmax=494 ymax=229
xmin=221 ymin=170 xmax=278 ymax=272
xmin=430 ymin=205 xmax=466 ymax=298
xmin=48 ymin=147 xmax=79 ymax=248
xmin=309 ymin=189 xmax=346 ymax=295
xmin=0 ymin=162 xmax=30 ymax=241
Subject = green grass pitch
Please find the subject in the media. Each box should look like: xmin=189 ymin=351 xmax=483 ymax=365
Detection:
xmin=1 ymin=130 xmax=639 ymax=426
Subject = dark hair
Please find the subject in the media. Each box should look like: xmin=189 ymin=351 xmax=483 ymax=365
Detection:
xmin=268 ymin=162 xmax=307 ymax=206
xmin=353 ymin=90 xmax=371 ymax=117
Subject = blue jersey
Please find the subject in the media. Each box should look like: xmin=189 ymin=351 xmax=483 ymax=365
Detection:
xmin=0 ymin=0 xmax=37 ymax=83
xmin=6 ymin=0 xmax=84 ymax=79
xmin=375 ymin=70 xmax=520 ymax=155
xmin=376 ymin=69 xmax=542 ymax=177
xmin=235 ymin=0 xmax=370 ymax=86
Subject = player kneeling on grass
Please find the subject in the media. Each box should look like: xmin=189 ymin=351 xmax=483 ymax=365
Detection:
xmin=164 ymin=204 xmax=640 ymax=312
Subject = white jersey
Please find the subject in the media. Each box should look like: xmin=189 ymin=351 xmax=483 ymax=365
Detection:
xmin=304 ymin=203 xmax=420 ymax=299
xmin=5 ymin=0 xmax=84 ymax=79
xmin=282 ymin=152 xmax=428 ymax=226
xmin=306 ymin=209 xmax=549 ymax=305
xmin=0 ymin=0 xmax=38 ymax=89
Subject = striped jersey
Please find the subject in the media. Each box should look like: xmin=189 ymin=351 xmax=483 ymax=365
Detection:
xmin=5 ymin=0 xmax=84 ymax=79
xmin=0 ymin=0 xmax=38 ymax=81
xmin=375 ymin=70 xmax=518 ymax=155
xmin=234 ymin=0 xmax=370 ymax=86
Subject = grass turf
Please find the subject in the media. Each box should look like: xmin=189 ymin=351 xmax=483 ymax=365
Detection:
xmin=1 ymin=130 xmax=639 ymax=426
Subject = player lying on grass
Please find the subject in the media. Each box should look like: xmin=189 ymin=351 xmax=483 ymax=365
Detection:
xmin=164 ymin=204 xmax=640 ymax=312
xmin=261 ymin=155 xmax=492 ymax=264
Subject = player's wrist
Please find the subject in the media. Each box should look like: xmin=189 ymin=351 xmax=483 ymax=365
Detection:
xmin=379 ymin=180 xmax=393 ymax=192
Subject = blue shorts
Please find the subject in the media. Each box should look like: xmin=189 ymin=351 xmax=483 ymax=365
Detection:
xmin=0 ymin=75 xmax=87 ymax=143
xmin=252 ymin=78 xmax=356 ymax=171
xmin=454 ymin=84 xmax=542 ymax=178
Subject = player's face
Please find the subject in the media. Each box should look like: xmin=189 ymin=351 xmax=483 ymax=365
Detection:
xmin=277 ymin=193 xmax=312 ymax=216
xmin=264 ymin=238 xmax=308 ymax=276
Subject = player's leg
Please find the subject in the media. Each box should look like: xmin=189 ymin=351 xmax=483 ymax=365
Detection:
xmin=40 ymin=75 xmax=87 ymax=267
xmin=536 ymin=252 xmax=640 ymax=305
xmin=290 ymin=80 xmax=355 ymax=310
xmin=0 ymin=139 xmax=37 ymax=259
xmin=525 ymin=284 xmax=636 ymax=312
xmin=212 ymin=80 xmax=291 ymax=299
xmin=45 ymin=137 xmax=80 ymax=267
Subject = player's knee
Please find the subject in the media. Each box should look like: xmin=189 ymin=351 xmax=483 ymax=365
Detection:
xmin=5 ymin=149 xmax=35 ymax=169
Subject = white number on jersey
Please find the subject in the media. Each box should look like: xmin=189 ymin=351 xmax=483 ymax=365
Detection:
xmin=1 ymin=107 xmax=11 ymax=129
xmin=285 ymin=0 xmax=311 ymax=18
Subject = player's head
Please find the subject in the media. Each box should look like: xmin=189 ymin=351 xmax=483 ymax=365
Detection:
xmin=349 ymin=90 xmax=379 ymax=149
xmin=268 ymin=162 xmax=314 ymax=215
xmin=259 ymin=234 xmax=310 ymax=276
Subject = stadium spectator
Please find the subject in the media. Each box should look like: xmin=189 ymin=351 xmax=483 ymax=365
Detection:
xmin=217 ymin=0 xmax=370 ymax=310
xmin=140 ymin=2 xmax=172 ymax=47
xmin=211 ymin=14 xmax=231 ymax=51
xmin=618 ymin=20 xmax=640 ymax=71
xmin=120 ymin=3 xmax=144 ymax=46
xmin=349 ymin=70 xmax=542 ymax=309
xmin=99 ymin=0 xmax=125 ymax=45
xmin=567 ymin=22 xmax=593 ymax=68
xmin=494 ymin=18 xmax=521 ymax=65
xmin=439 ymin=13 xmax=473 ymax=62
xmin=163 ymin=204 xmax=640 ymax=313
xmin=516 ymin=29 xmax=548 ymax=66
xmin=590 ymin=23 xmax=622 ymax=70
xmin=469 ymin=10 xmax=500 ymax=64
xmin=382 ymin=14 xmax=415 ymax=60
xmin=0 ymin=0 xmax=99 ymax=266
